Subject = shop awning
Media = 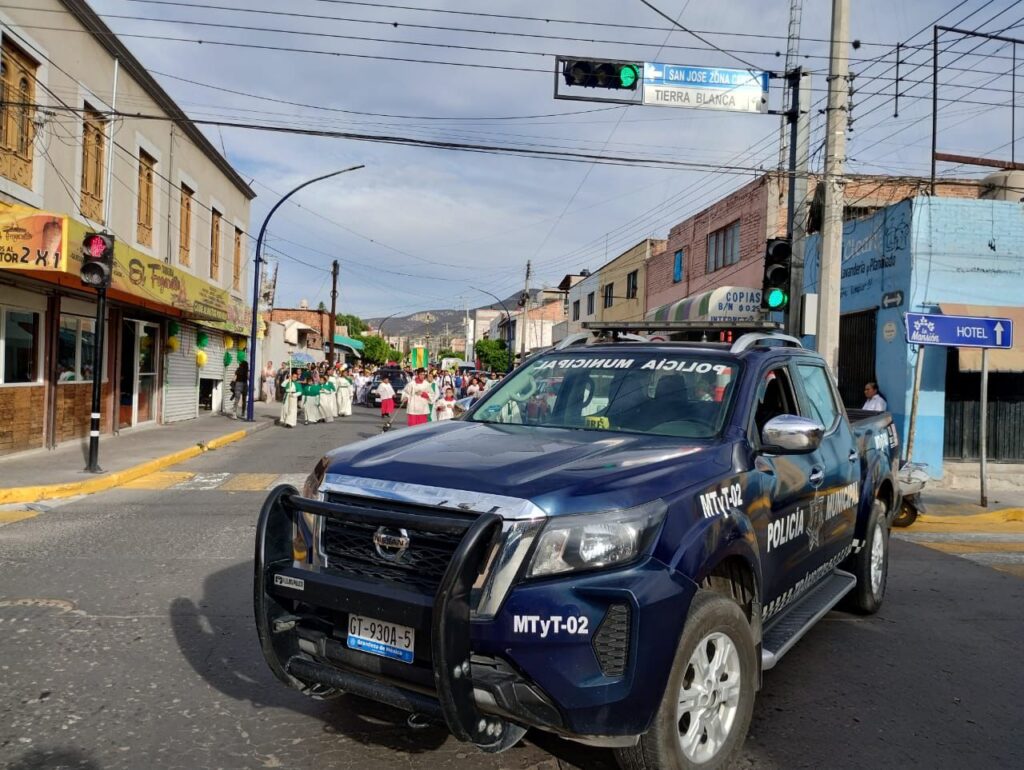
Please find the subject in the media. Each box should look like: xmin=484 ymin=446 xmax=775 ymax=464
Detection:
xmin=333 ymin=334 xmax=365 ymax=353
xmin=646 ymin=286 xmax=762 ymax=322
xmin=939 ymin=303 xmax=1024 ymax=372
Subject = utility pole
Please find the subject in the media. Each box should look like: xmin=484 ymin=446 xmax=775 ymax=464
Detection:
xmin=778 ymin=0 xmax=803 ymax=171
xmin=520 ymin=260 xmax=532 ymax=359
xmin=328 ymin=259 xmax=339 ymax=365
xmin=816 ymin=0 xmax=850 ymax=373
xmin=786 ymin=68 xmax=812 ymax=337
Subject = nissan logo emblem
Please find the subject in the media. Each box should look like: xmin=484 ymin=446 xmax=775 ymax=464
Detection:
xmin=373 ymin=527 xmax=410 ymax=562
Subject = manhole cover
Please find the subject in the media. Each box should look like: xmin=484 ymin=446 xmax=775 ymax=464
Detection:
xmin=0 ymin=598 xmax=75 ymax=623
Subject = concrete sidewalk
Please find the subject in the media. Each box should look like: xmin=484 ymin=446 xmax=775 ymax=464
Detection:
xmin=921 ymin=486 xmax=1024 ymax=518
xmin=0 ymin=402 xmax=280 ymax=504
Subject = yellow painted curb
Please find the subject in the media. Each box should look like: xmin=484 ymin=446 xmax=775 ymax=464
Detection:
xmin=0 ymin=426 xmax=260 ymax=505
xmin=911 ymin=508 xmax=1024 ymax=534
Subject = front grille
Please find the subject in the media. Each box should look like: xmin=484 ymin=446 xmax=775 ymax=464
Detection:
xmin=592 ymin=603 xmax=631 ymax=677
xmin=321 ymin=517 xmax=463 ymax=592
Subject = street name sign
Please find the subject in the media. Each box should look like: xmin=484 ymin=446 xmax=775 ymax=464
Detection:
xmin=641 ymin=63 xmax=769 ymax=113
xmin=904 ymin=312 xmax=1013 ymax=349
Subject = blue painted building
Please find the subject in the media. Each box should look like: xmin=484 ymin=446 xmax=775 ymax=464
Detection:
xmin=804 ymin=196 xmax=1024 ymax=478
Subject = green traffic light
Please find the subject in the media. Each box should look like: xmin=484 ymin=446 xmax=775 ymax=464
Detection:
xmin=766 ymin=288 xmax=788 ymax=309
xmin=619 ymin=64 xmax=639 ymax=89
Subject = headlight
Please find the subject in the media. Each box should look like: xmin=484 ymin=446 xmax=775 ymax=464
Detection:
xmin=525 ymin=499 xmax=667 ymax=578
xmin=295 ymin=456 xmax=329 ymax=563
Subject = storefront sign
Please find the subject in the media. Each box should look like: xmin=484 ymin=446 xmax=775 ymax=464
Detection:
xmin=0 ymin=205 xmax=68 ymax=271
xmin=64 ymin=219 xmax=232 ymax=323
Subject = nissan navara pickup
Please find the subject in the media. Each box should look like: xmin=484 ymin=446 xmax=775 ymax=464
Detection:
xmin=254 ymin=328 xmax=900 ymax=770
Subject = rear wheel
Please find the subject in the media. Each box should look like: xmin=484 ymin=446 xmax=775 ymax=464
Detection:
xmin=615 ymin=590 xmax=756 ymax=770
xmin=842 ymin=498 xmax=889 ymax=614
xmin=892 ymin=499 xmax=918 ymax=528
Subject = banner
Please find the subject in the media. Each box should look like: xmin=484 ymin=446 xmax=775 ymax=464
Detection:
xmin=0 ymin=205 xmax=68 ymax=272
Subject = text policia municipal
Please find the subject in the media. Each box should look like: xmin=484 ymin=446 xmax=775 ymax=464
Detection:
xmin=534 ymin=358 xmax=731 ymax=374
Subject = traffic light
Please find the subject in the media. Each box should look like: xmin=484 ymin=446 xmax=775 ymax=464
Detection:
xmin=761 ymin=238 xmax=792 ymax=311
xmin=562 ymin=59 xmax=640 ymax=90
xmin=80 ymin=232 xmax=115 ymax=289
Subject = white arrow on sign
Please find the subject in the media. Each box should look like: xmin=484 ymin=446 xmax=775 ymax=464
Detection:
xmin=995 ymin=322 xmax=1005 ymax=346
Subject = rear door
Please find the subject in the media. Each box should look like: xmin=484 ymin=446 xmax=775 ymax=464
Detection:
xmin=748 ymin=362 xmax=821 ymax=608
xmin=791 ymin=360 xmax=860 ymax=570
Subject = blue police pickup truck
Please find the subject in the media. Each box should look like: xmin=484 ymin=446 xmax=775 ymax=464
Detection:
xmin=255 ymin=327 xmax=900 ymax=769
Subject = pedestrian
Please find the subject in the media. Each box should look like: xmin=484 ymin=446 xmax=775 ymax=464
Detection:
xmin=262 ymin=361 xmax=276 ymax=402
xmin=401 ymin=368 xmax=434 ymax=427
xmin=466 ymin=377 xmax=480 ymax=398
xmin=484 ymin=371 xmax=500 ymax=391
xmin=336 ymin=367 xmax=353 ymax=417
xmin=377 ymin=374 xmax=396 ymax=432
xmin=453 ymin=370 xmax=464 ymax=397
xmin=862 ymin=381 xmax=887 ymax=411
xmin=279 ymin=370 xmax=300 ymax=428
xmin=435 ymin=387 xmax=457 ymax=421
xmin=426 ymin=370 xmax=439 ymax=421
xmin=275 ymin=361 xmax=289 ymax=401
xmin=231 ymin=360 xmax=249 ymax=419
xmin=321 ymin=370 xmax=337 ymax=423
xmin=302 ymin=372 xmax=322 ymax=425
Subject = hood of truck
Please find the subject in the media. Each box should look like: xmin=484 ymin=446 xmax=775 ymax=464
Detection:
xmin=322 ymin=420 xmax=736 ymax=515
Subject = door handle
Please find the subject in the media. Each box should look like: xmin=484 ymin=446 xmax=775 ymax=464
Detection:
xmin=848 ymin=450 xmax=859 ymax=463
xmin=808 ymin=467 xmax=825 ymax=486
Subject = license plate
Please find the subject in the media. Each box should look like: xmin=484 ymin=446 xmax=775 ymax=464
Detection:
xmin=346 ymin=614 xmax=415 ymax=664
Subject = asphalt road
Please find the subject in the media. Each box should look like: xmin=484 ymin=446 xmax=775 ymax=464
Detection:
xmin=1 ymin=410 xmax=1022 ymax=769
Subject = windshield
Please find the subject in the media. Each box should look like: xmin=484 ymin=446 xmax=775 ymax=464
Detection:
xmin=468 ymin=351 xmax=740 ymax=438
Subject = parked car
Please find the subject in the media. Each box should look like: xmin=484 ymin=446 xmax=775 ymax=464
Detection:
xmin=365 ymin=368 xmax=408 ymax=407
xmin=255 ymin=328 xmax=900 ymax=768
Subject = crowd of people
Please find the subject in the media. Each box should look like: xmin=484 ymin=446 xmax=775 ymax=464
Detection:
xmin=253 ymin=360 xmax=505 ymax=431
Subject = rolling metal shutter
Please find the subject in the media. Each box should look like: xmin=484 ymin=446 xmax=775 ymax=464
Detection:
xmin=163 ymin=322 xmax=198 ymax=423
xmin=222 ymin=334 xmax=242 ymax=415
xmin=203 ymin=329 xmax=225 ymax=379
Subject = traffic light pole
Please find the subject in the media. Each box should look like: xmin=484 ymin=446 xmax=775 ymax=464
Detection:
xmin=85 ymin=286 xmax=107 ymax=473
xmin=785 ymin=68 xmax=811 ymax=337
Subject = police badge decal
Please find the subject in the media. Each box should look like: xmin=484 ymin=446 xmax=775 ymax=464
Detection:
xmin=805 ymin=496 xmax=825 ymax=551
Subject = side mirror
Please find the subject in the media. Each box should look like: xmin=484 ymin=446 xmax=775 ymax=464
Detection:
xmin=453 ymin=396 xmax=477 ymax=417
xmin=761 ymin=414 xmax=824 ymax=454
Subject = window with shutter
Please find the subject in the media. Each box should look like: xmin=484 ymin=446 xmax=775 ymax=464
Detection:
xmin=179 ymin=184 xmax=193 ymax=266
xmin=137 ymin=150 xmax=155 ymax=246
xmin=232 ymin=227 xmax=243 ymax=290
xmin=80 ymin=106 xmax=105 ymax=222
xmin=0 ymin=40 xmax=38 ymax=188
xmin=210 ymin=209 xmax=221 ymax=280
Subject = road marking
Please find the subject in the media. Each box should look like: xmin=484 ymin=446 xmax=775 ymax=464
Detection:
xmin=121 ymin=471 xmax=196 ymax=490
xmin=273 ymin=473 xmax=310 ymax=491
xmin=895 ymin=526 xmax=1024 ymax=579
xmin=219 ymin=473 xmax=280 ymax=492
xmin=171 ymin=472 xmax=234 ymax=490
xmin=918 ymin=541 xmax=1024 ymax=554
xmin=0 ymin=509 xmax=38 ymax=526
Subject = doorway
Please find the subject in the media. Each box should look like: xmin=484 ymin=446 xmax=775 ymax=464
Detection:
xmin=119 ymin=320 xmax=159 ymax=428
xmin=837 ymin=310 xmax=878 ymax=409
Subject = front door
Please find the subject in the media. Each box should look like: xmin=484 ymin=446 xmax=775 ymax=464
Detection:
xmin=118 ymin=320 xmax=159 ymax=428
xmin=750 ymin=363 xmax=822 ymax=606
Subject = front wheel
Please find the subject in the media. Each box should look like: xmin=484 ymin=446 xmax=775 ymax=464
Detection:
xmin=615 ymin=590 xmax=756 ymax=770
xmin=842 ymin=498 xmax=890 ymax=614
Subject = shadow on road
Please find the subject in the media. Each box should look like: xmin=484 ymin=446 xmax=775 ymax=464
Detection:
xmin=8 ymin=748 xmax=102 ymax=770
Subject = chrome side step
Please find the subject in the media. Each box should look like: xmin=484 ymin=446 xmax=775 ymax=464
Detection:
xmin=761 ymin=569 xmax=857 ymax=671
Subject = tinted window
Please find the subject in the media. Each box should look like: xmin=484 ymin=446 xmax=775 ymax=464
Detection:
xmin=797 ymin=363 xmax=840 ymax=429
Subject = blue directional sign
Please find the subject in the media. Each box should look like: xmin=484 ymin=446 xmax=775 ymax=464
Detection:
xmin=905 ymin=312 xmax=1013 ymax=349
xmin=641 ymin=63 xmax=769 ymax=113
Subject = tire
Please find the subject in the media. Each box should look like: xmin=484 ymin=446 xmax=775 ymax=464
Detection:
xmin=614 ymin=590 xmax=757 ymax=770
xmin=892 ymin=500 xmax=918 ymax=528
xmin=841 ymin=498 xmax=889 ymax=614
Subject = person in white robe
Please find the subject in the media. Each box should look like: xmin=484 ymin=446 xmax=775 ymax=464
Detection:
xmin=279 ymin=371 xmax=300 ymax=428
xmin=336 ymin=370 xmax=353 ymax=416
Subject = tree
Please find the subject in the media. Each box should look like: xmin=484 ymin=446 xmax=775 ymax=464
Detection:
xmin=437 ymin=348 xmax=461 ymax=361
xmin=336 ymin=313 xmax=368 ymax=336
xmin=317 ymin=301 xmax=326 ymax=311
xmin=474 ymin=338 xmax=510 ymax=372
xmin=361 ymin=335 xmax=400 ymax=365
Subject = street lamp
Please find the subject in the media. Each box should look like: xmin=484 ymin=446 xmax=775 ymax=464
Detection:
xmin=246 ymin=165 xmax=364 ymax=420
xmin=471 ymin=287 xmax=512 ymax=372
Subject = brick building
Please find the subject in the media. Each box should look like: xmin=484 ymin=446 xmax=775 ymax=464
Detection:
xmin=645 ymin=173 xmax=983 ymax=319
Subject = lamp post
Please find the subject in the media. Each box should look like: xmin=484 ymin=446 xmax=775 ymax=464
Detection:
xmin=471 ymin=287 xmax=512 ymax=372
xmin=246 ymin=165 xmax=364 ymax=420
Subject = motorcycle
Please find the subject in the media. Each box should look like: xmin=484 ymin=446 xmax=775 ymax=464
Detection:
xmin=894 ymin=461 xmax=929 ymax=527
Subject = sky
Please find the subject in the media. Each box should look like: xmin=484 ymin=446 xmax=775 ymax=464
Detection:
xmin=70 ymin=0 xmax=1024 ymax=318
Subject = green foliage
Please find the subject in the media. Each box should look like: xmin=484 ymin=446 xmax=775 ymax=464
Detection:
xmin=474 ymin=338 xmax=510 ymax=372
xmin=336 ymin=313 xmax=369 ymax=336
xmin=361 ymin=335 xmax=400 ymax=365
xmin=437 ymin=348 xmax=461 ymax=361
xmin=317 ymin=301 xmax=327 ymax=312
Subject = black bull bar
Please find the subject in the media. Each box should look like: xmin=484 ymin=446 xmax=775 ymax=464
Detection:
xmin=254 ymin=484 xmax=521 ymax=751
